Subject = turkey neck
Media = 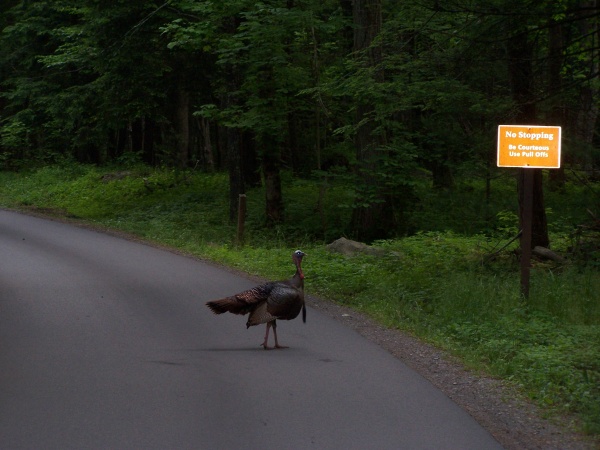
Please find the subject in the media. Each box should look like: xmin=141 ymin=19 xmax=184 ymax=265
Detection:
xmin=291 ymin=260 xmax=304 ymax=289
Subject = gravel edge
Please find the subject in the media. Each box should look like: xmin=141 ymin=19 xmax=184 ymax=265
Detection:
xmin=307 ymin=296 xmax=598 ymax=450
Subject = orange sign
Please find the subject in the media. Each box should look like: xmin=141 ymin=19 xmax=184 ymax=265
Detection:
xmin=497 ymin=125 xmax=561 ymax=168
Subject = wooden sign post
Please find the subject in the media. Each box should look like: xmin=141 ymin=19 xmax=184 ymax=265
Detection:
xmin=497 ymin=125 xmax=562 ymax=299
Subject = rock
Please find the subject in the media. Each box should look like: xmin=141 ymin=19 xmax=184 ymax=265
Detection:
xmin=101 ymin=171 xmax=132 ymax=183
xmin=326 ymin=237 xmax=385 ymax=257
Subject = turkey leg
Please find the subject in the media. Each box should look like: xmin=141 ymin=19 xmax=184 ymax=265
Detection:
xmin=262 ymin=321 xmax=288 ymax=350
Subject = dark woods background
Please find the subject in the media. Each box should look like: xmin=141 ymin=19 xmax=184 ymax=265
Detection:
xmin=1 ymin=0 xmax=599 ymax=241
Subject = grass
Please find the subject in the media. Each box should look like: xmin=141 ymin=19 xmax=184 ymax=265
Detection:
xmin=0 ymin=163 xmax=598 ymax=436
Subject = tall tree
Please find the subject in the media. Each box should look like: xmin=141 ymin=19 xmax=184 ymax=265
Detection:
xmin=573 ymin=0 xmax=600 ymax=168
xmin=506 ymin=25 xmax=549 ymax=248
xmin=223 ymin=15 xmax=246 ymax=224
xmin=349 ymin=0 xmax=396 ymax=241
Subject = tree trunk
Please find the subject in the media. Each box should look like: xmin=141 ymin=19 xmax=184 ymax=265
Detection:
xmin=350 ymin=0 xmax=393 ymax=242
xmin=287 ymin=112 xmax=303 ymax=174
xmin=127 ymin=120 xmax=134 ymax=154
xmin=175 ymin=87 xmax=190 ymax=168
xmin=352 ymin=0 xmax=382 ymax=63
xmin=547 ymin=13 xmax=566 ymax=189
xmin=431 ymin=160 xmax=454 ymax=190
xmin=518 ymin=169 xmax=550 ymax=248
xmin=507 ymin=30 xmax=550 ymax=249
xmin=255 ymin=61 xmax=285 ymax=226
xmin=142 ymin=118 xmax=156 ymax=165
xmin=227 ymin=126 xmax=243 ymax=223
xmin=224 ymin=61 xmax=244 ymax=222
xmin=222 ymin=16 xmax=246 ymax=223
xmin=575 ymin=0 xmax=599 ymax=169
xmin=242 ymin=131 xmax=261 ymax=188
xmin=262 ymin=135 xmax=284 ymax=225
xmin=199 ymin=117 xmax=214 ymax=171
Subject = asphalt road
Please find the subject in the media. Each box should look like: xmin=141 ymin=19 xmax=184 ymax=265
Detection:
xmin=0 ymin=210 xmax=503 ymax=449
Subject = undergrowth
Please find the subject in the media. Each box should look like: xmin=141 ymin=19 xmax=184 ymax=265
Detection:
xmin=0 ymin=163 xmax=598 ymax=436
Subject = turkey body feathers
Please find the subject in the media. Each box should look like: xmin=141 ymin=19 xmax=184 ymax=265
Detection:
xmin=205 ymin=250 xmax=306 ymax=349
xmin=205 ymin=281 xmax=304 ymax=326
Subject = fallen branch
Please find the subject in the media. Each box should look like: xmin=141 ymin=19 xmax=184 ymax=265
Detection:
xmin=484 ymin=230 xmax=522 ymax=263
xmin=532 ymin=246 xmax=565 ymax=262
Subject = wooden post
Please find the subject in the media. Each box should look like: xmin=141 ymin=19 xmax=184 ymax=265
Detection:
xmin=236 ymin=194 xmax=247 ymax=247
xmin=520 ymin=169 xmax=534 ymax=299
xmin=497 ymin=125 xmax=561 ymax=301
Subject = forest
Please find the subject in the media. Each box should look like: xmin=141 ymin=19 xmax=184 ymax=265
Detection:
xmin=1 ymin=0 xmax=599 ymax=241
xmin=1 ymin=0 xmax=600 ymax=440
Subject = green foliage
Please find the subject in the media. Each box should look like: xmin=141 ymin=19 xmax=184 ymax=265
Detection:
xmin=0 ymin=118 xmax=30 ymax=152
xmin=410 ymin=175 xmax=514 ymax=235
xmin=0 ymin=1 xmax=183 ymax=164
xmin=163 ymin=0 xmax=343 ymax=148
xmin=446 ymin=310 xmax=600 ymax=434
xmin=2 ymin=0 xmax=600 ymax=175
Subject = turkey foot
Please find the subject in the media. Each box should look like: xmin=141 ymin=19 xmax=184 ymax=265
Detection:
xmin=261 ymin=344 xmax=288 ymax=350
xmin=262 ymin=322 xmax=288 ymax=350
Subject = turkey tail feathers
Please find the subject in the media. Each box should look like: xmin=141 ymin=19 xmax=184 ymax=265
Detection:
xmin=206 ymin=299 xmax=231 ymax=315
xmin=206 ymin=296 xmax=255 ymax=316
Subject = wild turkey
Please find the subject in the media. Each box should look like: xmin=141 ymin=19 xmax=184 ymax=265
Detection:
xmin=206 ymin=250 xmax=306 ymax=349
